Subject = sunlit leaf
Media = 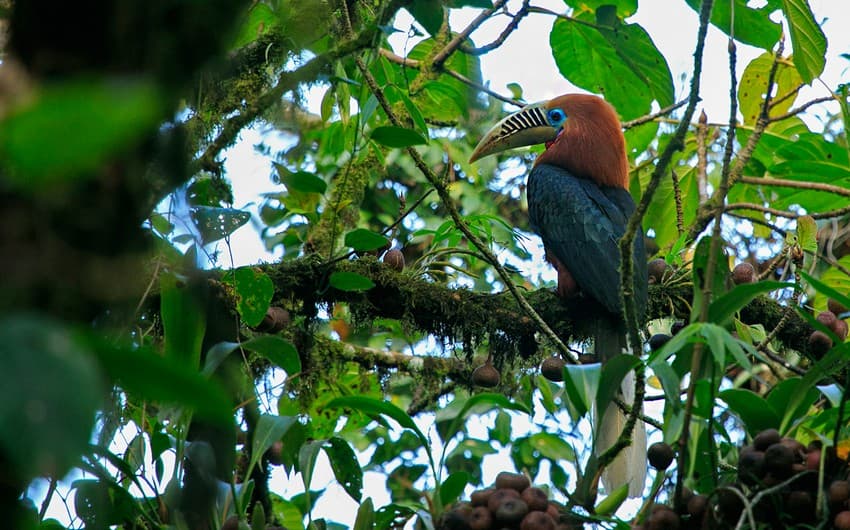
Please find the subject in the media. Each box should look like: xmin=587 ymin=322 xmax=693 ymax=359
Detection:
xmin=684 ymin=0 xmax=781 ymax=49
xmin=739 ymin=52 xmax=803 ymax=125
xmin=782 ymin=0 xmax=827 ymax=83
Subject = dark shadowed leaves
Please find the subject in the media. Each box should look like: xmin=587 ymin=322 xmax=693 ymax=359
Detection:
xmin=190 ymin=206 xmax=251 ymax=244
xmin=345 ymin=229 xmax=390 ymax=252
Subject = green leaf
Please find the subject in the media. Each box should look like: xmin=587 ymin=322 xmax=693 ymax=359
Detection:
xmin=525 ymin=433 xmax=576 ymax=462
xmin=299 ymin=439 xmax=325 ymax=490
xmin=190 ymin=206 xmax=251 ymax=244
xmin=739 ymin=52 xmax=803 ymax=126
xmin=270 ymin=493 xmax=306 ymax=530
xmin=230 ymin=267 xmax=274 ymax=327
xmin=329 ymin=272 xmax=375 ymax=292
xmin=233 ymin=3 xmax=277 ymax=49
xmin=160 ymin=273 xmax=206 ymax=368
xmin=0 ymin=78 xmax=162 ymax=186
xmin=685 ymin=0 xmax=782 ymax=49
xmin=250 ymin=415 xmax=297 ymax=473
xmin=353 ymin=498 xmax=375 ymax=530
xmin=803 ymin=270 xmax=850 ymax=316
xmin=595 ymin=483 xmax=629 ymax=516
xmin=94 ymin=342 xmax=232 ymax=424
xmin=797 ymin=215 xmax=818 ymax=254
xmin=325 ymin=437 xmax=363 ymax=502
xmin=595 ymin=355 xmax=640 ymax=436
xmin=692 ymin=236 xmax=729 ymax=322
xmin=408 ymin=0 xmax=444 ymax=35
xmin=719 ymin=388 xmax=780 ymax=437
xmin=0 ymin=317 xmax=103 ymax=482
xmin=708 ymin=281 xmax=794 ymax=325
xmin=325 ymin=396 xmax=429 ymax=452
xmin=782 ymin=0 xmax=826 ymax=83
xmin=550 ymin=13 xmax=673 ymax=119
xmin=252 ymin=503 xmax=266 ymax=530
xmin=767 ymin=377 xmax=819 ymax=432
xmin=562 ymin=363 xmax=600 ymax=419
xmin=565 ymin=0 xmax=636 ymax=17
xmin=371 ymin=126 xmax=428 ymax=148
xmin=243 ymin=336 xmax=301 ymax=375
xmin=202 ymin=341 xmax=239 ymax=377
xmin=345 ymin=229 xmax=390 ymax=252
xmin=439 ymin=471 xmax=470 ymax=506
xmin=440 ymin=393 xmax=531 ymax=443
xmin=279 ymin=168 xmax=328 ymax=195
xmin=813 ymin=256 xmax=850 ymax=313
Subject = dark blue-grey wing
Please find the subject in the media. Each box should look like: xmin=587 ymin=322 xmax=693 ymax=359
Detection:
xmin=527 ymin=163 xmax=636 ymax=316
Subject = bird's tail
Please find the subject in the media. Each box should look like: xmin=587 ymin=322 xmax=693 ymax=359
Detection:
xmin=593 ymin=320 xmax=646 ymax=498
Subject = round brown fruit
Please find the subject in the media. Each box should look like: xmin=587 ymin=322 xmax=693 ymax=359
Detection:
xmin=545 ymin=503 xmax=560 ymax=520
xmin=646 ymin=505 xmax=680 ymax=530
xmin=737 ymin=448 xmax=765 ymax=486
xmin=732 ymin=262 xmax=755 ymax=284
xmin=806 ymin=448 xmax=821 ymax=471
xmin=540 ymin=356 xmax=565 ymax=382
xmin=521 ymin=487 xmax=549 ymax=512
xmin=753 ymin=429 xmax=781 ymax=451
xmin=495 ymin=471 xmax=531 ymax=493
xmin=468 ymin=506 xmax=493 ymax=530
xmin=764 ymin=443 xmax=795 ymax=479
xmin=470 ymin=488 xmax=495 ymax=507
xmin=808 ymin=330 xmax=833 ymax=356
xmin=829 ymin=480 xmax=850 ymax=509
xmin=786 ymin=490 xmax=814 ymax=523
xmin=383 ymin=249 xmax=405 ymax=271
xmin=471 ymin=362 xmax=500 ymax=388
xmin=256 ymin=306 xmax=290 ymax=333
xmin=835 ymin=319 xmax=849 ymax=341
xmin=828 ymin=298 xmax=849 ymax=316
xmin=817 ymin=310 xmax=838 ymax=330
xmin=441 ymin=503 xmax=473 ymax=530
xmin=647 ymin=442 xmax=675 ymax=470
xmin=487 ymin=488 xmax=520 ymax=513
xmin=686 ymin=495 xmax=708 ymax=520
xmin=520 ymin=511 xmax=556 ymax=530
xmin=267 ymin=440 xmax=284 ymax=466
xmin=836 ymin=511 xmax=850 ymax=530
xmin=494 ymin=498 xmax=529 ymax=525
xmin=222 ymin=516 xmax=240 ymax=530
xmin=647 ymin=258 xmax=668 ymax=284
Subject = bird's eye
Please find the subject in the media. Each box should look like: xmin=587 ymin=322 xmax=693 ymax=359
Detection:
xmin=547 ymin=108 xmax=566 ymax=126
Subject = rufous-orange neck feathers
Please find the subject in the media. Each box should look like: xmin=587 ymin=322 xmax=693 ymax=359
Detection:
xmin=535 ymin=94 xmax=629 ymax=189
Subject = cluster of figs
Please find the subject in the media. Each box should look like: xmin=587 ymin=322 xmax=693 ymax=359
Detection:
xmin=438 ymin=472 xmax=570 ymax=530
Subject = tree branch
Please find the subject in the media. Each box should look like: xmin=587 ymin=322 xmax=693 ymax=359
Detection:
xmin=432 ymin=0 xmax=510 ymax=69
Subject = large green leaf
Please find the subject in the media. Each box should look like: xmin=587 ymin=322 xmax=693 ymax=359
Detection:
xmin=719 ymin=388 xmax=780 ymax=437
xmin=324 ymin=396 xmax=430 ymax=453
xmin=325 ymin=437 xmax=363 ymax=502
xmin=371 ymin=126 xmax=428 ymax=148
xmin=0 ymin=78 xmax=162 ymax=186
xmin=243 ymin=336 xmax=301 ymax=375
xmin=438 ymin=392 xmax=531 ymax=443
xmin=329 ymin=271 xmax=375 ymax=292
xmin=550 ymin=11 xmax=673 ymax=119
xmin=562 ymin=363 xmax=600 ymax=419
xmin=708 ymin=281 xmax=794 ymax=326
xmin=0 ymin=317 xmax=103 ymax=482
xmin=685 ymin=0 xmax=781 ymax=49
xmin=345 ymin=229 xmax=390 ymax=252
xmin=782 ymin=0 xmax=826 ymax=83
xmin=232 ymin=2 xmax=278 ymax=49
xmin=93 ymin=342 xmax=232 ymax=424
xmin=249 ymin=414 xmax=297 ymax=474
xmin=767 ymin=378 xmax=820 ymax=432
xmin=813 ymin=255 xmax=850 ymax=313
xmin=439 ymin=471 xmax=470 ymax=506
xmin=160 ymin=273 xmax=206 ymax=368
xmin=230 ymin=267 xmax=275 ymax=327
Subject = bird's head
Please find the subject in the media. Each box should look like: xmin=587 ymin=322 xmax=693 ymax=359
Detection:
xmin=469 ymin=93 xmax=628 ymax=189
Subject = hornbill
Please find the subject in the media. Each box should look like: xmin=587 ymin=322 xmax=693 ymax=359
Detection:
xmin=470 ymin=94 xmax=648 ymax=497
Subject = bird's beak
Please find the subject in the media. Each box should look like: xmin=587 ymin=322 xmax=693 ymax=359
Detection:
xmin=469 ymin=102 xmax=559 ymax=163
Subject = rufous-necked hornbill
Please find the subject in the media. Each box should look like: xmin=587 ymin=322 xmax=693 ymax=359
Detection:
xmin=470 ymin=94 xmax=648 ymax=497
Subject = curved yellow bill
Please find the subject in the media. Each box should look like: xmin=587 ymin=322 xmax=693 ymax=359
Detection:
xmin=469 ymin=102 xmax=559 ymax=163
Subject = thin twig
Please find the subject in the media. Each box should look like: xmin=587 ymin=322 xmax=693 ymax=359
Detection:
xmin=739 ymin=175 xmax=850 ymax=197
xmin=39 ymin=477 xmax=58 ymax=519
xmin=460 ymin=0 xmax=531 ymax=55
xmin=621 ymin=98 xmax=689 ymax=129
xmin=432 ymin=0 xmax=509 ymax=68
xmin=768 ymin=95 xmax=836 ymax=123
xmin=671 ymin=170 xmax=684 ymax=236
xmin=696 ymin=110 xmax=709 ymax=201
xmin=354 ymin=56 xmax=576 ymax=362
xmin=379 ymin=48 xmax=521 ymax=106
